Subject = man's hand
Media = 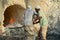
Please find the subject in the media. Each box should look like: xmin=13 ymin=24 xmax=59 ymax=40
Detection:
xmin=33 ymin=19 xmax=39 ymax=24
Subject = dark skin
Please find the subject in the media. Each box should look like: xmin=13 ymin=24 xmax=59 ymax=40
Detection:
xmin=33 ymin=14 xmax=40 ymax=24
xmin=33 ymin=8 xmax=42 ymax=24
xmin=35 ymin=8 xmax=40 ymax=13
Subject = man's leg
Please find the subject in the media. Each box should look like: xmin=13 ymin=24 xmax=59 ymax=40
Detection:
xmin=41 ymin=25 xmax=48 ymax=40
xmin=25 ymin=25 xmax=36 ymax=40
xmin=33 ymin=23 xmax=40 ymax=34
xmin=25 ymin=35 xmax=36 ymax=40
xmin=33 ymin=23 xmax=41 ymax=40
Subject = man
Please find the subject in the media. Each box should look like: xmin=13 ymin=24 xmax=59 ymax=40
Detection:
xmin=35 ymin=6 xmax=48 ymax=40
xmin=24 ymin=5 xmax=37 ymax=40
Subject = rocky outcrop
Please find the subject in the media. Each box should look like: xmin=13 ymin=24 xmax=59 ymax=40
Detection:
xmin=0 ymin=0 xmax=60 ymax=36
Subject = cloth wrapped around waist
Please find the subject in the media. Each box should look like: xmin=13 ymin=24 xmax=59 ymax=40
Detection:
xmin=25 ymin=23 xmax=40 ymax=36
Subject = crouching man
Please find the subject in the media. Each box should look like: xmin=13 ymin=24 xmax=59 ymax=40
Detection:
xmin=35 ymin=6 xmax=48 ymax=40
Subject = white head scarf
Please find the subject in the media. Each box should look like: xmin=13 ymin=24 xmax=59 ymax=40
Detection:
xmin=27 ymin=5 xmax=32 ymax=10
xmin=35 ymin=5 xmax=40 ymax=9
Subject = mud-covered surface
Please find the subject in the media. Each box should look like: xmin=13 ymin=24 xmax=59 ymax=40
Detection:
xmin=0 ymin=34 xmax=60 ymax=40
xmin=0 ymin=27 xmax=60 ymax=40
xmin=47 ymin=34 xmax=60 ymax=40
